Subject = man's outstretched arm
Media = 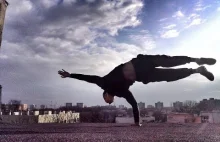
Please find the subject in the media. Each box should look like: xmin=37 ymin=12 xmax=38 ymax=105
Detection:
xmin=124 ymin=90 xmax=141 ymax=126
xmin=58 ymin=69 xmax=104 ymax=88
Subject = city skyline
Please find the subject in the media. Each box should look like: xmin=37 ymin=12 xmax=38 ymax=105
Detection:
xmin=0 ymin=0 xmax=219 ymax=107
xmin=2 ymin=97 xmax=219 ymax=109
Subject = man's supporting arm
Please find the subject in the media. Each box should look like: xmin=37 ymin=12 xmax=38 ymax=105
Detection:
xmin=70 ymin=73 xmax=104 ymax=88
xmin=125 ymin=90 xmax=140 ymax=124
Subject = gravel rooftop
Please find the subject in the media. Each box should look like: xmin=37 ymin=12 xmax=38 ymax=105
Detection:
xmin=1 ymin=123 xmax=220 ymax=142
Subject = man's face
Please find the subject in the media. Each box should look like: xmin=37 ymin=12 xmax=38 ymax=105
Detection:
xmin=104 ymin=92 xmax=114 ymax=104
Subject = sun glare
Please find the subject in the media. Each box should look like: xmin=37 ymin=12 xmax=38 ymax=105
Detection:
xmin=172 ymin=16 xmax=220 ymax=77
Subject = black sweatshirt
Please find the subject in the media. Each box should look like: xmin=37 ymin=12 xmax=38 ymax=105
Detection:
xmin=70 ymin=63 xmax=140 ymax=123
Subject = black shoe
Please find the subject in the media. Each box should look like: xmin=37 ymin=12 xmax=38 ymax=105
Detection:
xmin=196 ymin=58 xmax=216 ymax=65
xmin=197 ymin=66 xmax=214 ymax=81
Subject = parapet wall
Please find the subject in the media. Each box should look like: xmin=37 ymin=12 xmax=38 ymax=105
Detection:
xmin=1 ymin=115 xmax=38 ymax=124
xmin=38 ymin=111 xmax=80 ymax=123
xmin=1 ymin=111 xmax=80 ymax=124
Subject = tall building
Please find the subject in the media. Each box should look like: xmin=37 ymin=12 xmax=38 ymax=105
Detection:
xmin=66 ymin=103 xmax=72 ymax=108
xmin=40 ymin=105 xmax=46 ymax=109
xmin=0 ymin=0 xmax=9 ymax=48
xmin=1 ymin=103 xmax=10 ymax=114
xmin=199 ymin=98 xmax=220 ymax=110
xmin=138 ymin=102 xmax=145 ymax=110
xmin=76 ymin=103 xmax=84 ymax=108
xmin=29 ymin=104 xmax=36 ymax=111
xmin=173 ymin=101 xmax=183 ymax=110
xmin=155 ymin=101 xmax=164 ymax=110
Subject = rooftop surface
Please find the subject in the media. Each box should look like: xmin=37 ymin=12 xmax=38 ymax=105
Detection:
xmin=1 ymin=123 xmax=220 ymax=142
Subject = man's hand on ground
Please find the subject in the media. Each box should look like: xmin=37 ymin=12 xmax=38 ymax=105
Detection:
xmin=58 ymin=69 xmax=70 ymax=78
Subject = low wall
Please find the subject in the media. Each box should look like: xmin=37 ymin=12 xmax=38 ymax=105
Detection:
xmin=1 ymin=115 xmax=38 ymax=124
xmin=38 ymin=112 xmax=80 ymax=123
xmin=0 ymin=112 xmax=80 ymax=124
xmin=115 ymin=117 xmax=155 ymax=124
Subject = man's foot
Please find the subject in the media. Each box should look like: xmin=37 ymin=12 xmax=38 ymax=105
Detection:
xmin=196 ymin=66 xmax=214 ymax=81
xmin=196 ymin=58 xmax=216 ymax=65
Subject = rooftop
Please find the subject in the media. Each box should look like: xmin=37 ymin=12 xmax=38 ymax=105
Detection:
xmin=1 ymin=123 xmax=220 ymax=141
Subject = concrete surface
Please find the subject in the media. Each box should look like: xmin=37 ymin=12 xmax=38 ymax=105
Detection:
xmin=1 ymin=123 xmax=220 ymax=142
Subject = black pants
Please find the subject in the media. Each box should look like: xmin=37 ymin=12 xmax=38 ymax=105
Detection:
xmin=132 ymin=54 xmax=195 ymax=84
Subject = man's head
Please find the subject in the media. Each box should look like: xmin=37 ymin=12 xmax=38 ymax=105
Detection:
xmin=103 ymin=91 xmax=114 ymax=104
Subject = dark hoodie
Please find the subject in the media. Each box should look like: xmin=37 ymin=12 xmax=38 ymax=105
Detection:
xmin=69 ymin=54 xmax=156 ymax=124
xmin=70 ymin=63 xmax=140 ymax=123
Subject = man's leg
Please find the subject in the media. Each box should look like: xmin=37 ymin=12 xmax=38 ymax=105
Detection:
xmin=137 ymin=54 xmax=216 ymax=67
xmin=147 ymin=66 xmax=214 ymax=83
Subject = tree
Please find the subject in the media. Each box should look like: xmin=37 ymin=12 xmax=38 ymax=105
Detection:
xmin=140 ymin=109 xmax=148 ymax=117
xmin=8 ymin=99 xmax=21 ymax=112
xmin=181 ymin=100 xmax=198 ymax=114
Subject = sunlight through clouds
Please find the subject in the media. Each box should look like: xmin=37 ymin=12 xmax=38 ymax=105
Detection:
xmin=160 ymin=29 xmax=179 ymax=38
xmin=1 ymin=0 xmax=219 ymax=107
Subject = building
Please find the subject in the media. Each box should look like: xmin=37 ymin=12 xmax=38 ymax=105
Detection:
xmin=66 ymin=103 xmax=72 ymax=108
xmin=19 ymin=104 xmax=28 ymax=111
xmin=200 ymin=110 xmax=220 ymax=123
xmin=1 ymin=103 xmax=10 ymax=114
xmin=167 ymin=112 xmax=198 ymax=123
xmin=147 ymin=105 xmax=154 ymax=109
xmin=101 ymin=105 xmax=117 ymax=109
xmin=40 ymin=105 xmax=46 ymax=109
xmin=173 ymin=101 xmax=183 ymax=111
xmin=155 ymin=102 xmax=164 ymax=110
xmin=199 ymin=98 xmax=220 ymax=110
xmin=119 ymin=105 xmax=125 ymax=109
xmin=0 ymin=0 xmax=9 ymax=48
xmin=138 ymin=102 xmax=145 ymax=110
xmin=29 ymin=104 xmax=36 ymax=110
xmin=76 ymin=103 xmax=84 ymax=108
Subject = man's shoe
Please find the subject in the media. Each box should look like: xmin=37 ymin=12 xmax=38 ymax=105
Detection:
xmin=131 ymin=123 xmax=142 ymax=127
xmin=197 ymin=66 xmax=214 ymax=81
xmin=196 ymin=58 xmax=216 ymax=65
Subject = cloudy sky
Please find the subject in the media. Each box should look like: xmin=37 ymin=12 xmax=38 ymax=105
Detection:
xmin=0 ymin=0 xmax=220 ymax=108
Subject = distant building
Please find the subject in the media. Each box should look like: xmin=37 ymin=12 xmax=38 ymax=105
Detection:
xmin=66 ymin=103 xmax=72 ymax=108
xmin=200 ymin=110 xmax=220 ymax=123
xmin=155 ymin=102 xmax=164 ymax=110
xmin=1 ymin=103 xmax=10 ymax=114
xmin=167 ymin=112 xmax=198 ymax=123
xmin=147 ymin=105 xmax=154 ymax=109
xmin=119 ymin=105 xmax=125 ymax=109
xmin=199 ymin=98 xmax=220 ymax=110
xmin=138 ymin=102 xmax=145 ymax=109
xmin=40 ymin=105 xmax=46 ymax=109
xmin=76 ymin=103 xmax=84 ymax=108
xmin=101 ymin=105 xmax=117 ymax=109
xmin=29 ymin=104 xmax=36 ymax=110
xmin=173 ymin=101 xmax=183 ymax=111
xmin=19 ymin=104 xmax=28 ymax=111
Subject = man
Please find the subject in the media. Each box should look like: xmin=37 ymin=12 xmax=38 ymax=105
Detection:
xmin=58 ymin=54 xmax=216 ymax=126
